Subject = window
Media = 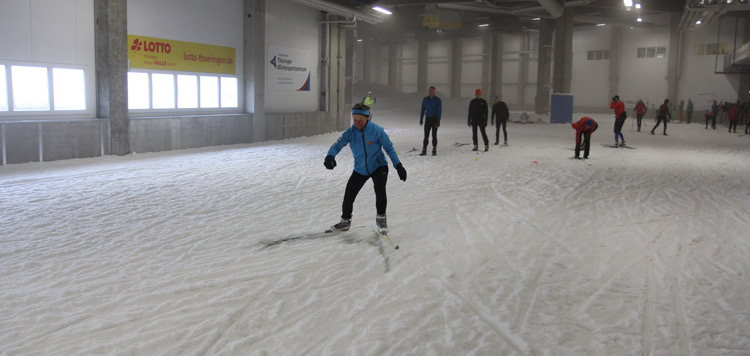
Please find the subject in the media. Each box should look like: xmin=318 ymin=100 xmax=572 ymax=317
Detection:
xmin=637 ymin=47 xmax=666 ymax=59
xmin=128 ymin=72 xmax=150 ymax=109
xmin=0 ymin=65 xmax=7 ymax=111
xmin=587 ymin=49 xmax=610 ymax=61
xmin=151 ymin=73 xmax=175 ymax=109
xmin=220 ymin=77 xmax=238 ymax=108
xmin=177 ymin=75 xmax=198 ymax=108
xmin=53 ymin=68 xmax=86 ymax=110
xmin=200 ymin=76 xmax=219 ymax=108
xmin=12 ymin=66 xmax=50 ymax=111
xmin=696 ymin=42 xmax=729 ymax=56
xmin=127 ymin=71 xmax=239 ymax=111
xmin=695 ymin=44 xmax=705 ymax=56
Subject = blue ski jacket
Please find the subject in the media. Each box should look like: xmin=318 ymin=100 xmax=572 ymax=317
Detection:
xmin=327 ymin=121 xmax=401 ymax=176
xmin=420 ymin=96 xmax=442 ymax=122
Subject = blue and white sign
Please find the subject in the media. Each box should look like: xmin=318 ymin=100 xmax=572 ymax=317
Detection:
xmin=268 ymin=45 xmax=311 ymax=91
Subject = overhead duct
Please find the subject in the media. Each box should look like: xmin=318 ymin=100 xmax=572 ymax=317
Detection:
xmin=288 ymin=0 xmax=384 ymax=24
xmin=536 ymin=0 xmax=564 ymax=18
xmin=437 ymin=3 xmax=554 ymax=19
xmin=575 ymin=15 xmax=655 ymax=29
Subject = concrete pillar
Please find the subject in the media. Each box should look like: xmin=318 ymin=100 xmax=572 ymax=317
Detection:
xmin=552 ymin=8 xmax=574 ymax=94
xmin=362 ymin=44 xmax=370 ymax=82
xmin=535 ymin=19 xmax=553 ymax=114
xmin=95 ymin=0 xmax=128 ymax=155
xmin=333 ymin=24 xmax=348 ymax=130
xmin=490 ymin=32 xmax=504 ymax=100
xmin=388 ymin=44 xmax=398 ymax=91
xmin=451 ymin=38 xmax=462 ymax=98
xmin=518 ymin=31 xmax=530 ymax=108
xmin=244 ymin=0 xmax=265 ymax=141
xmin=740 ymin=19 xmax=750 ymax=103
xmin=608 ymin=26 xmax=622 ymax=98
xmin=482 ymin=34 xmax=491 ymax=99
xmin=417 ymin=39 xmax=428 ymax=92
xmin=666 ymin=13 xmax=681 ymax=105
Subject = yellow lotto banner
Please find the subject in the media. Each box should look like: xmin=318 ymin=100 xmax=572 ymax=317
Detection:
xmin=127 ymin=34 xmax=236 ymax=74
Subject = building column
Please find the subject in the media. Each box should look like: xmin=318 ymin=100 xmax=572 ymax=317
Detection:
xmin=388 ymin=44 xmax=398 ymax=91
xmin=417 ymin=39 xmax=428 ymax=92
xmin=244 ymin=0 xmax=265 ymax=141
xmin=490 ymin=32 xmax=504 ymax=100
xmin=666 ymin=13 xmax=681 ymax=105
xmin=552 ymin=8 xmax=574 ymax=94
xmin=535 ymin=19 xmax=553 ymax=114
xmin=518 ymin=31 xmax=530 ymax=108
xmin=95 ymin=0 xmax=128 ymax=155
xmin=740 ymin=19 xmax=750 ymax=103
xmin=482 ymin=34 xmax=491 ymax=99
xmin=451 ymin=38 xmax=462 ymax=98
xmin=608 ymin=26 xmax=622 ymax=98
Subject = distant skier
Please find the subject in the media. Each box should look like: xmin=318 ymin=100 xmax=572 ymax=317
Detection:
xmin=468 ymin=89 xmax=490 ymax=151
xmin=419 ymin=86 xmax=442 ymax=156
xmin=706 ymin=100 xmax=718 ymax=129
xmin=610 ymin=95 xmax=626 ymax=146
xmin=634 ymin=99 xmax=647 ymax=132
xmin=324 ymin=103 xmax=407 ymax=234
xmin=686 ymin=98 xmax=694 ymax=124
xmin=572 ymin=117 xmax=598 ymax=159
xmin=362 ymin=90 xmax=376 ymax=120
xmin=491 ymin=95 xmax=509 ymax=145
xmin=651 ymin=99 xmax=671 ymax=136
xmin=728 ymin=101 xmax=739 ymax=133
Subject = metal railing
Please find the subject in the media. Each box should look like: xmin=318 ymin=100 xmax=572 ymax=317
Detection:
xmin=0 ymin=118 xmax=109 ymax=165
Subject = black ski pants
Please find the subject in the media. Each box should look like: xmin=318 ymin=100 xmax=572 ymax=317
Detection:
xmin=705 ymin=113 xmax=716 ymax=129
xmin=472 ymin=122 xmax=489 ymax=147
xmin=341 ymin=166 xmax=388 ymax=220
xmin=495 ymin=119 xmax=507 ymax=143
xmin=728 ymin=120 xmax=738 ymax=132
xmin=636 ymin=114 xmax=644 ymax=131
xmin=575 ymin=131 xmax=592 ymax=159
xmin=423 ymin=116 xmax=439 ymax=150
xmin=652 ymin=115 xmax=668 ymax=134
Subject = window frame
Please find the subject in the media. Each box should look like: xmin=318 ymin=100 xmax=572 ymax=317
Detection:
xmin=0 ymin=61 xmax=94 ymax=120
xmin=127 ymin=68 xmax=242 ymax=116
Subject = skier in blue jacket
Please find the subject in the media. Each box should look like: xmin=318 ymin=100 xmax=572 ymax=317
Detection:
xmin=324 ymin=103 xmax=407 ymax=233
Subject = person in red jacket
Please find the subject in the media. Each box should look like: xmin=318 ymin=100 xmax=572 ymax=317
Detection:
xmin=610 ymin=95 xmax=627 ymax=146
xmin=572 ymin=117 xmax=598 ymax=159
xmin=634 ymin=99 xmax=647 ymax=132
xmin=728 ymin=101 xmax=739 ymax=133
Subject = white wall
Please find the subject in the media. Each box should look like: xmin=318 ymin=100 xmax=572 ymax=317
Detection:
xmin=263 ymin=0 xmax=320 ymax=113
xmin=427 ymin=39 xmax=451 ymax=96
xmin=570 ymin=26 xmax=611 ymax=108
xmin=678 ymin=18 xmax=745 ymax=111
xmin=460 ymin=36 xmax=484 ymax=97
xmin=0 ymin=0 xmax=96 ymax=116
xmin=617 ymin=26 xmax=670 ymax=111
xmin=400 ymin=40 xmax=418 ymax=93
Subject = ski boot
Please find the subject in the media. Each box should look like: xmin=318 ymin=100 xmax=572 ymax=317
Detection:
xmin=328 ymin=218 xmax=351 ymax=232
xmin=472 ymin=145 xmax=479 ymax=151
xmin=376 ymin=214 xmax=388 ymax=234
xmin=484 ymin=145 xmax=489 ymax=152
xmin=432 ymin=148 xmax=437 ymax=156
xmin=419 ymin=148 xmax=427 ymax=156
xmin=620 ymin=141 xmax=626 ymax=147
xmin=504 ymin=140 xmax=508 ymax=145
xmin=494 ymin=140 xmax=499 ymax=145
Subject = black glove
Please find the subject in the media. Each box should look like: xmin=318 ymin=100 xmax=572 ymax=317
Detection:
xmin=467 ymin=122 xmax=471 ymax=127
xmin=324 ymin=155 xmax=336 ymax=170
xmin=420 ymin=119 xmax=423 ymax=126
xmin=395 ymin=163 xmax=407 ymax=182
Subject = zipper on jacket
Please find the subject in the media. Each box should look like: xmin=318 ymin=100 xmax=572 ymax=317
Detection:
xmin=361 ymin=130 xmax=369 ymax=175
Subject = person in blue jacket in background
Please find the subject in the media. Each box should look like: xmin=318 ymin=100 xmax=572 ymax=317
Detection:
xmin=419 ymin=86 xmax=442 ymax=156
xmin=324 ymin=103 xmax=407 ymax=234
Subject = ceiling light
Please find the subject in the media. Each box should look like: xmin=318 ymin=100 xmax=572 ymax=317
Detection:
xmin=635 ymin=3 xmax=641 ymax=9
xmin=637 ymin=17 xmax=642 ymax=22
xmin=478 ymin=23 xmax=490 ymax=27
xmin=372 ymin=6 xmax=392 ymax=15
xmin=357 ymin=39 xmax=363 ymax=42
xmin=596 ymin=23 xmax=606 ymax=26
xmin=623 ymin=0 xmax=633 ymax=7
xmin=696 ymin=20 xmax=702 ymax=24
xmin=531 ymin=17 xmax=541 ymax=21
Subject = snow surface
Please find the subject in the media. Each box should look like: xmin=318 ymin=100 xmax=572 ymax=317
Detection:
xmin=2 ymin=99 xmax=750 ymax=355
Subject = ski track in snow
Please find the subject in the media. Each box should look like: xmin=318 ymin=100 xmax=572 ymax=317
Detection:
xmin=2 ymin=105 xmax=750 ymax=355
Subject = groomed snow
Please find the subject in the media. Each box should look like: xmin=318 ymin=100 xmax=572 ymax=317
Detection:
xmin=2 ymin=100 xmax=749 ymax=355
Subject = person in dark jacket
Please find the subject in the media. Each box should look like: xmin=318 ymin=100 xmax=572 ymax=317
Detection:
xmin=468 ymin=89 xmax=490 ymax=151
xmin=651 ymin=99 xmax=671 ymax=136
xmin=572 ymin=117 xmax=598 ymax=159
xmin=325 ymin=103 xmax=407 ymax=234
xmin=634 ymin=99 xmax=647 ymax=132
xmin=419 ymin=86 xmax=442 ymax=156
xmin=491 ymin=95 xmax=509 ymax=145
xmin=610 ymin=95 xmax=626 ymax=146
xmin=686 ymin=99 xmax=694 ymax=124
xmin=728 ymin=101 xmax=739 ymax=133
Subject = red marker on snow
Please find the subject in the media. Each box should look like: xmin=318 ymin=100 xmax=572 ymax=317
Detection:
xmin=532 ymin=161 xmax=538 ymax=164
